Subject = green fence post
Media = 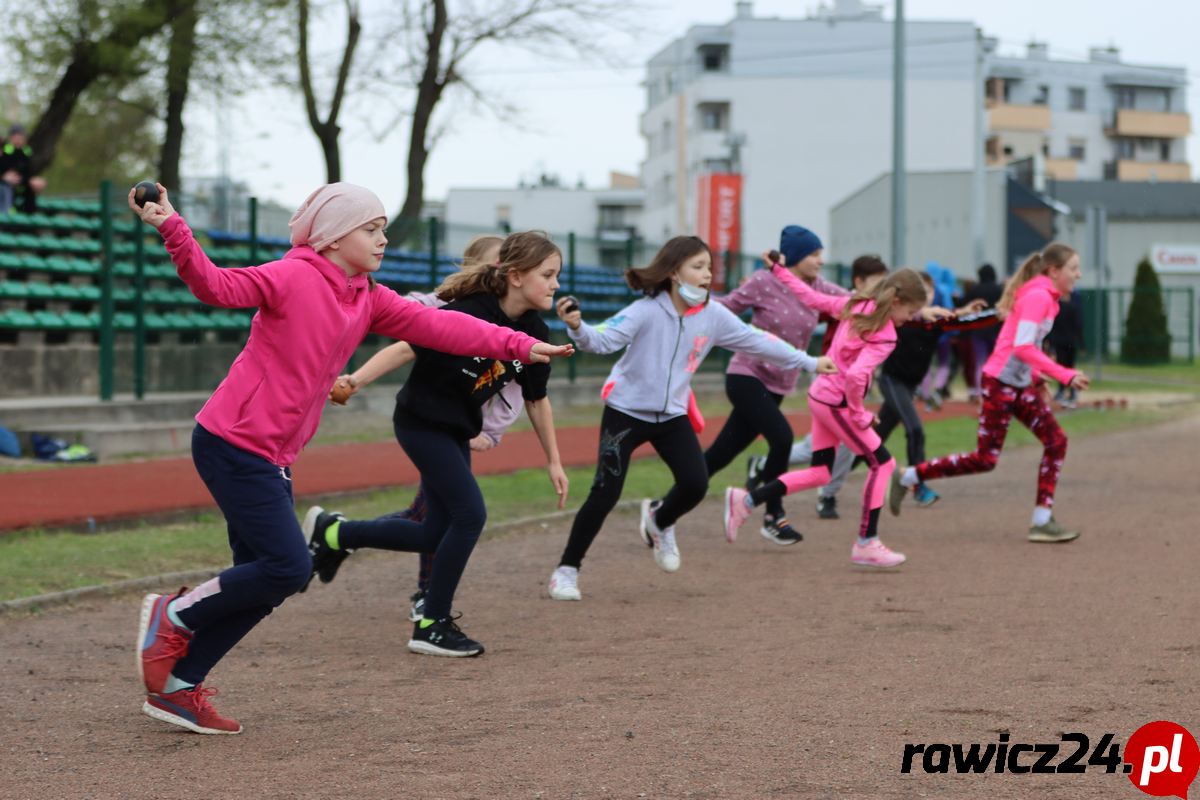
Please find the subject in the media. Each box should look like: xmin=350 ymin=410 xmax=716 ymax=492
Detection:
xmin=567 ymin=231 xmax=577 ymax=384
xmin=1189 ymin=287 xmax=1195 ymax=364
xmin=428 ymin=217 xmax=440 ymax=290
xmin=133 ymin=213 xmax=146 ymax=399
xmin=99 ymin=180 xmax=115 ymax=401
xmin=248 ymin=196 xmax=259 ymax=264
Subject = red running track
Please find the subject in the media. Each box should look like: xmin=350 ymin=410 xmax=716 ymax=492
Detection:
xmin=0 ymin=403 xmax=976 ymax=532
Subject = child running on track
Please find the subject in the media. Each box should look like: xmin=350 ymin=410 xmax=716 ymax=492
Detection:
xmin=889 ymin=243 xmax=1090 ymax=543
xmin=131 ymin=183 xmax=569 ymax=734
xmin=304 ymin=231 xmax=571 ymax=657
xmin=724 ymin=264 xmax=928 ymax=568
xmin=313 ymin=235 xmax=516 ymax=624
xmin=547 ymin=236 xmax=836 ymax=601
xmin=701 ymin=224 xmax=848 ymax=545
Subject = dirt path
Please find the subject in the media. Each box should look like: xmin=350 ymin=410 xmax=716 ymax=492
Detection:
xmin=2 ymin=415 xmax=1197 ymax=799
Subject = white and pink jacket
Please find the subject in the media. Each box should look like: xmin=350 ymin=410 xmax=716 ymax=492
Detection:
xmin=771 ymin=265 xmax=897 ymax=429
xmin=160 ymin=214 xmax=540 ymax=465
xmin=983 ymin=274 xmax=1076 ymax=389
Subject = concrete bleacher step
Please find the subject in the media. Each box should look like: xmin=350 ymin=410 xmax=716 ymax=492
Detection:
xmin=0 ymin=392 xmax=207 ymax=430
xmin=16 ymin=419 xmax=197 ymax=459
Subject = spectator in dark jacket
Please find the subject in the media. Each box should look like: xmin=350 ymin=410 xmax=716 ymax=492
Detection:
xmin=1048 ymin=292 xmax=1084 ymax=407
xmin=960 ymin=264 xmax=1004 ymax=400
xmin=0 ymin=124 xmax=46 ymax=214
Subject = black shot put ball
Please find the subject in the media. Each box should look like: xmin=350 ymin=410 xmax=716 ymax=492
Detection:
xmin=133 ymin=181 xmax=160 ymax=208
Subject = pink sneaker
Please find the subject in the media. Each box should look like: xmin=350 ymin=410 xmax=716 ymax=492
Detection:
xmin=850 ymin=538 xmax=906 ymax=568
xmin=723 ymin=487 xmax=752 ymax=543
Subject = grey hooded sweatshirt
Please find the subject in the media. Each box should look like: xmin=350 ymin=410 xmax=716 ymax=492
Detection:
xmin=568 ymin=292 xmax=819 ymax=424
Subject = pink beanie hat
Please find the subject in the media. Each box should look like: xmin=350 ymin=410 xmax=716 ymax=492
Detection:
xmin=288 ymin=183 xmax=387 ymax=252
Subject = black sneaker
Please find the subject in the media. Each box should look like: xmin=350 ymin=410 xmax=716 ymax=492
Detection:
xmin=407 ymin=590 xmax=426 ymax=623
xmin=760 ymin=515 xmax=803 ymax=545
xmin=407 ymin=615 xmax=485 ymax=658
xmin=300 ymin=505 xmax=350 ymax=591
xmin=745 ymin=455 xmax=767 ymax=491
xmin=816 ymin=495 xmax=839 ymax=519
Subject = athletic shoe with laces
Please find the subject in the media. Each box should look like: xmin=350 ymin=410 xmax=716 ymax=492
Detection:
xmin=639 ymin=498 xmax=681 ymax=572
xmin=723 ymin=487 xmax=752 ymax=543
xmin=143 ymin=684 xmax=242 ymax=734
xmin=850 ymin=538 xmax=906 ymax=568
xmin=548 ymin=565 xmax=582 ymax=601
xmin=301 ymin=505 xmax=350 ymax=591
xmin=914 ymin=484 xmax=940 ymax=507
xmin=408 ymin=615 xmax=485 ymax=657
xmin=137 ymin=590 xmax=192 ymax=694
xmin=760 ymin=514 xmax=803 ymax=545
xmin=816 ymin=495 xmax=839 ymax=520
xmin=745 ymin=455 xmax=767 ymax=491
xmin=887 ymin=470 xmax=908 ymax=517
xmin=408 ymin=590 xmax=426 ymax=622
xmin=1028 ymin=517 xmax=1080 ymax=543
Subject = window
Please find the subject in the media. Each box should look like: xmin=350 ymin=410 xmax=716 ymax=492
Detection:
xmin=698 ymin=102 xmax=730 ymax=132
xmin=703 ymin=158 xmax=732 ymax=173
xmin=1068 ymin=139 xmax=1086 ymax=160
xmin=1068 ymin=87 xmax=1086 ymax=111
xmin=598 ymin=205 xmax=627 ymax=228
xmin=1159 ymin=140 xmax=1171 ymax=161
xmin=1032 ymin=85 xmax=1049 ymax=105
xmin=698 ymin=44 xmax=730 ymax=72
xmin=1116 ymin=138 xmax=1135 ymax=159
xmin=1116 ymin=87 xmax=1136 ymax=109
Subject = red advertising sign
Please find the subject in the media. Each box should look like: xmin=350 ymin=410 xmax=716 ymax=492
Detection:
xmin=696 ymin=173 xmax=742 ymax=290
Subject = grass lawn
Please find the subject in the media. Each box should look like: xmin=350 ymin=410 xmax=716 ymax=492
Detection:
xmin=0 ymin=404 xmax=1177 ymax=603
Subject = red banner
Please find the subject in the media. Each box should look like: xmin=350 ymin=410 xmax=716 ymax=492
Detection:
xmin=696 ymin=173 xmax=741 ymax=291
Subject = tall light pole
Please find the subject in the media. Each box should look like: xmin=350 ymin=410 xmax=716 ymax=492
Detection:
xmin=971 ymin=27 xmax=988 ymax=269
xmin=891 ymin=0 xmax=906 ymax=268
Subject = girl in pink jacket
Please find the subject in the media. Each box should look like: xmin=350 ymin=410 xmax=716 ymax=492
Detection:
xmin=889 ymin=243 xmax=1090 ymax=543
xmin=723 ymin=266 xmax=929 ymax=568
xmin=130 ymin=183 xmax=571 ymax=735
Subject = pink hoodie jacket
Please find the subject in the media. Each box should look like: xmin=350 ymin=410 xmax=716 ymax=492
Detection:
xmin=161 ymin=214 xmax=541 ymax=465
xmin=771 ymin=265 xmax=897 ymax=429
xmin=983 ymin=274 xmax=1076 ymax=388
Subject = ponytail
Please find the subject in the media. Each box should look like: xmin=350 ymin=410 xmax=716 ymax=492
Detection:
xmin=998 ymin=242 xmax=1076 ymax=313
xmin=843 ymin=268 xmax=926 ymax=335
xmin=436 ymin=231 xmax=559 ymax=302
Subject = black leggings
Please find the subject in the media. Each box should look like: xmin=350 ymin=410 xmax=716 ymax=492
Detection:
xmin=559 ymin=406 xmax=708 ymax=569
xmin=338 ymin=423 xmax=481 ymax=620
xmin=703 ymin=374 xmax=792 ymax=516
xmin=875 ymin=372 xmax=925 ymax=467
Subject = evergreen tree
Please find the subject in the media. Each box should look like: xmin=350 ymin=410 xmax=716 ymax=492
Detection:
xmin=1120 ymin=257 xmax=1171 ymax=364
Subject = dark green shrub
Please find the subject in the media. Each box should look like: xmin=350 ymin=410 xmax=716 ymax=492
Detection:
xmin=1120 ymin=257 xmax=1171 ymax=364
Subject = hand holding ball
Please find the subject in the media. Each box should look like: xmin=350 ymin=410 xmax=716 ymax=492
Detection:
xmin=133 ymin=181 xmax=161 ymax=208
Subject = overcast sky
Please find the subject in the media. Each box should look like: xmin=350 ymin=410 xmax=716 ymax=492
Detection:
xmin=182 ymin=0 xmax=1200 ymax=214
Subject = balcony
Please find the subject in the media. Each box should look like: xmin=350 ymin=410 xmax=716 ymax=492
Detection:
xmin=1112 ymin=160 xmax=1192 ymax=182
xmin=1044 ymin=158 xmax=1079 ymax=180
xmin=1112 ymin=109 xmax=1191 ymax=138
xmin=987 ymin=102 xmax=1051 ymax=132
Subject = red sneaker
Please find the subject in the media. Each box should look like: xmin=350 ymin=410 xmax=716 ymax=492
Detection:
xmin=143 ymin=685 xmax=242 ymax=735
xmin=136 ymin=591 xmax=193 ymax=694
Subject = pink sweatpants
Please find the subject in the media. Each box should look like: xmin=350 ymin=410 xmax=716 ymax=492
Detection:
xmin=777 ymin=402 xmax=896 ymax=538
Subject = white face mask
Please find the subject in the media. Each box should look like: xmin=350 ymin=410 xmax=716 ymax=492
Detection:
xmin=676 ymin=280 xmax=709 ymax=307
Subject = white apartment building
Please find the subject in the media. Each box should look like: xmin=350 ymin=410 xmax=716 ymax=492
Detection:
xmin=639 ymin=0 xmax=979 ymax=255
xmin=985 ymin=41 xmax=1191 ymax=183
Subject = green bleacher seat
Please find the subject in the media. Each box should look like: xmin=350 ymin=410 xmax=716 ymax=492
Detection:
xmin=60 ymin=310 xmax=95 ymax=329
xmin=0 ymin=280 xmax=30 ymax=299
xmin=0 ymin=308 xmax=36 ymax=327
xmin=25 ymin=282 xmax=55 ymax=300
xmin=31 ymin=309 xmax=65 ymax=329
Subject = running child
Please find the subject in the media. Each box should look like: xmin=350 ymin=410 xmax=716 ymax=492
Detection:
xmin=724 ymin=264 xmax=929 ymax=568
xmin=889 ymin=243 xmax=1089 ymax=543
xmin=547 ymin=236 xmax=836 ymax=601
xmin=702 ymin=224 xmax=848 ymax=545
xmin=131 ymin=183 xmax=570 ymax=734
xmin=315 ymin=235 xmax=516 ymax=624
xmin=304 ymin=230 xmax=570 ymax=657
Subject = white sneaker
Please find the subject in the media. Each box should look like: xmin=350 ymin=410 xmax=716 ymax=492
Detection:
xmin=639 ymin=498 xmax=681 ymax=572
xmin=548 ymin=566 xmax=581 ymax=601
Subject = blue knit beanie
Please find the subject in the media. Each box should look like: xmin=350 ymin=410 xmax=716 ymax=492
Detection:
xmin=779 ymin=225 xmax=823 ymax=266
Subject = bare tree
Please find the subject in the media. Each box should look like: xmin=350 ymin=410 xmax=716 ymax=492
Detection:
xmin=159 ymin=0 xmax=200 ymax=189
xmin=297 ymin=0 xmax=362 ymax=183
xmin=386 ymin=0 xmax=635 ymax=240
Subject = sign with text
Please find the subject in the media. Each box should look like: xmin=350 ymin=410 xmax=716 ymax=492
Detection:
xmin=696 ymin=173 xmax=742 ymax=290
xmin=1151 ymin=244 xmax=1200 ymax=273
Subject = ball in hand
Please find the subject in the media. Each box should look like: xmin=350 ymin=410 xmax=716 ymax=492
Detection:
xmin=133 ymin=181 xmax=161 ymax=208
